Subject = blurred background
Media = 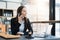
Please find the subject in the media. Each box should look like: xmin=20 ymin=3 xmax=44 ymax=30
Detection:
xmin=0 ymin=0 xmax=60 ymax=38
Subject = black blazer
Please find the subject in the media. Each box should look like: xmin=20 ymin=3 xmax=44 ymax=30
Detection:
xmin=11 ymin=17 xmax=33 ymax=35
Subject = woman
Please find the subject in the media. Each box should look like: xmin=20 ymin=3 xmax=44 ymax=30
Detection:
xmin=11 ymin=6 xmax=33 ymax=37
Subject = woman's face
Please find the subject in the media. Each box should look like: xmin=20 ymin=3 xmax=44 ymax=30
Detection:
xmin=21 ymin=7 xmax=27 ymax=17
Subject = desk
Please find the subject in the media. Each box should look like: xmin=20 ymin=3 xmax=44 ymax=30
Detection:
xmin=0 ymin=33 xmax=60 ymax=40
xmin=0 ymin=33 xmax=20 ymax=40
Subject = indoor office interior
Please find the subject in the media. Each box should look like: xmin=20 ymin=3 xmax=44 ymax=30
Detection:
xmin=0 ymin=0 xmax=60 ymax=40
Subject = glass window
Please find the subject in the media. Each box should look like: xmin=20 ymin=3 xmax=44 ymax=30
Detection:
xmin=55 ymin=0 xmax=60 ymax=37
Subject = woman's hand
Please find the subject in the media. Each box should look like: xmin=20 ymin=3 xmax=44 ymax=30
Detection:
xmin=17 ymin=32 xmax=24 ymax=35
xmin=29 ymin=32 xmax=32 ymax=35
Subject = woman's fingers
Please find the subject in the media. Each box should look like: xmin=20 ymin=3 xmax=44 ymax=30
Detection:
xmin=17 ymin=32 xmax=24 ymax=35
xmin=29 ymin=32 xmax=32 ymax=34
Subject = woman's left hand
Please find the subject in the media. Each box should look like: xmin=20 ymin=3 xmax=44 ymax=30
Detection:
xmin=17 ymin=32 xmax=24 ymax=35
xmin=29 ymin=32 xmax=32 ymax=34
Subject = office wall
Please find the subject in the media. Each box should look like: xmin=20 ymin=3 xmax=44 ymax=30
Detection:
xmin=0 ymin=1 xmax=21 ymax=17
xmin=7 ymin=2 xmax=21 ymax=17
xmin=0 ymin=0 xmax=22 ymax=2
xmin=0 ymin=2 xmax=6 ymax=9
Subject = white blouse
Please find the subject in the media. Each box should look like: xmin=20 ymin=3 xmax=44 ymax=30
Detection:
xmin=19 ymin=20 xmax=24 ymax=32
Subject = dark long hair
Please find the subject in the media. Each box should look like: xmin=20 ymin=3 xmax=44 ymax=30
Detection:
xmin=17 ymin=6 xmax=24 ymax=18
xmin=16 ymin=6 xmax=27 ymax=23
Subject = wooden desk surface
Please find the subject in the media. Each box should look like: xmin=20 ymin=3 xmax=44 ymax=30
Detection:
xmin=0 ymin=33 xmax=20 ymax=39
